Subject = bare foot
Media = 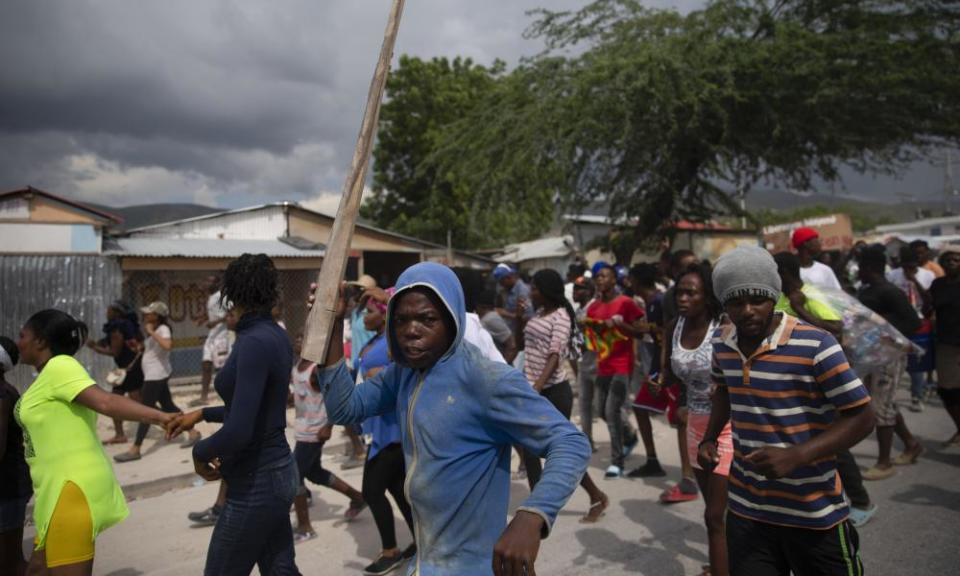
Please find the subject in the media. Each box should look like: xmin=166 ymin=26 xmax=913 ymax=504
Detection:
xmin=580 ymin=493 xmax=609 ymax=523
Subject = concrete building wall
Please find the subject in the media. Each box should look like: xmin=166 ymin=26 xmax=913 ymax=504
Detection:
xmin=0 ymin=222 xmax=101 ymax=253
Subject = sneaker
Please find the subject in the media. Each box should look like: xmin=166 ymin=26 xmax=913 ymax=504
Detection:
xmin=188 ymin=506 xmax=221 ymax=526
xmin=627 ymin=459 xmax=667 ymax=478
xmin=363 ymin=553 xmax=405 ymax=575
xmin=401 ymin=544 xmax=417 ymax=560
xmin=622 ymin=434 xmax=639 ymax=458
xmin=848 ymin=504 xmax=879 ymax=528
xmin=293 ymin=530 xmax=318 ymax=545
xmin=909 ymin=398 xmax=924 ymax=413
xmin=604 ymin=465 xmax=623 ymax=479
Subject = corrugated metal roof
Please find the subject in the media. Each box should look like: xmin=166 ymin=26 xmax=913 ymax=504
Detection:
xmin=104 ymin=237 xmax=325 ymax=258
xmin=495 ymin=235 xmax=575 ymax=263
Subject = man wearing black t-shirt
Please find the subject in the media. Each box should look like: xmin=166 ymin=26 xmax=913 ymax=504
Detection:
xmin=857 ymin=247 xmax=925 ymax=480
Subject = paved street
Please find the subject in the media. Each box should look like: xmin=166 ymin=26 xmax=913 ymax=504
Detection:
xmin=26 ymin=386 xmax=960 ymax=575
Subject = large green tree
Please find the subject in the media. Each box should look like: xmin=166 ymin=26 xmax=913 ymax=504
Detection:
xmin=363 ymin=55 xmax=557 ymax=249
xmin=430 ymin=0 xmax=960 ymax=242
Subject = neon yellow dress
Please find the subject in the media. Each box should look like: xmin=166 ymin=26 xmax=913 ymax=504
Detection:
xmin=15 ymin=355 xmax=129 ymax=548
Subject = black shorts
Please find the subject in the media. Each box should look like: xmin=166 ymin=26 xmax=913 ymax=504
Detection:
xmin=293 ymin=441 xmax=333 ymax=492
xmin=727 ymin=511 xmax=863 ymax=576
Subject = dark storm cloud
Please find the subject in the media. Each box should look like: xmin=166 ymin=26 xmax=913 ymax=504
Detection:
xmin=0 ymin=0 xmax=603 ymax=205
xmin=0 ymin=0 xmax=941 ymax=209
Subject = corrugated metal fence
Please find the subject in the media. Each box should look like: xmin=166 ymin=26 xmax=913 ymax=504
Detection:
xmin=0 ymin=255 xmax=121 ymax=392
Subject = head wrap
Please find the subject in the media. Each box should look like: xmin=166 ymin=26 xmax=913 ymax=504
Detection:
xmin=366 ymin=287 xmax=396 ymax=314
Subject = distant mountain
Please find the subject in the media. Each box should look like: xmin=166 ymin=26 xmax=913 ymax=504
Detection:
xmin=89 ymin=202 xmax=221 ymax=231
xmin=744 ymin=187 xmax=954 ymax=230
xmin=562 ymin=189 xmax=953 ymax=232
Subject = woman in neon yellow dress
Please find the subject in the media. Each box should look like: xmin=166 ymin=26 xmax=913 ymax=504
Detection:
xmin=16 ymin=309 xmax=176 ymax=574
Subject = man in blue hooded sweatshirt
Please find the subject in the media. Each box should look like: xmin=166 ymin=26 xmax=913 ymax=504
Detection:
xmin=316 ymin=262 xmax=591 ymax=576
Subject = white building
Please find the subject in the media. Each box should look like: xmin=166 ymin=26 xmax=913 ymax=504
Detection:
xmin=874 ymin=215 xmax=960 ymax=238
xmin=0 ymin=186 xmax=121 ymax=254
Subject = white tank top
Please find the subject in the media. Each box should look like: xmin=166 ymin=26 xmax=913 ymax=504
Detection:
xmin=671 ymin=317 xmax=717 ymax=415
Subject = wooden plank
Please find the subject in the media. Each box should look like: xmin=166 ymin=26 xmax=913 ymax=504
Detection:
xmin=301 ymin=0 xmax=405 ymax=363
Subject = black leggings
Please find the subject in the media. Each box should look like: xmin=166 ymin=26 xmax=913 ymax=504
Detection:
xmin=523 ymin=381 xmax=574 ymax=489
xmin=134 ymin=378 xmax=182 ymax=446
xmin=362 ymin=443 xmax=414 ymax=550
xmin=836 ymin=449 xmax=870 ymax=509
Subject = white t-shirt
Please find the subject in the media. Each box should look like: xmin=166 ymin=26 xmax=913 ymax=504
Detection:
xmin=207 ymin=292 xmax=228 ymax=338
xmin=142 ymin=325 xmax=173 ymax=381
xmin=465 ymin=313 xmax=507 ymax=364
xmin=799 ymin=261 xmax=842 ymax=291
xmin=887 ymin=267 xmax=935 ymax=291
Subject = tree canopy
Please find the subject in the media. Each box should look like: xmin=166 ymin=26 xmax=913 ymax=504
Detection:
xmin=362 ymin=55 xmax=558 ymax=249
xmin=423 ymin=0 xmax=960 ymax=243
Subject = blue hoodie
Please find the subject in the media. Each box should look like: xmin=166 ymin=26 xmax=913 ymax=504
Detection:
xmin=318 ymin=263 xmax=590 ymax=575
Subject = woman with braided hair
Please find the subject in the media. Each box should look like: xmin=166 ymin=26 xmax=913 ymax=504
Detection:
xmin=169 ymin=253 xmax=301 ymax=575
xmin=517 ymin=268 xmax=610 ymax=523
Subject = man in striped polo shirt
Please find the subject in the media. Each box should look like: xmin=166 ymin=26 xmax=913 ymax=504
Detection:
xmin=699 ymin=245 xmax=876 ymax=576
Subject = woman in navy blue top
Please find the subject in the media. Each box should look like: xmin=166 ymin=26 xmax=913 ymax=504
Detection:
xmin=172 ymin=254 xmax=298 ymax=575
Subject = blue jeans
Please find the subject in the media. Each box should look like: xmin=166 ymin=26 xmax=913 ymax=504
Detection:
xmin=596 ymin=373 xmax=630 ymax=468
xmin=205 ymin=455 xmax=301 ymax=575
xmin=909 ymin=371 xmax=927 ymax=401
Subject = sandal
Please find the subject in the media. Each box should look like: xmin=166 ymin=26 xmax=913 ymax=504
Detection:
xmin=103 ymin=436 xmax=129 ymax=445
xmin=892 ymin=444 xmax=925 ymax=466
xmin=862 ymin=466 xmax=896 ymax=481
xmin=659 ymin=481 xmax=698 ymax=504
xmin=345 ymin=499 xmax=367 ymax=520
xmin=580 ymin=493 xmax=609 ymax=524
xmin=113 ymin=452 xmax=141 ymax=463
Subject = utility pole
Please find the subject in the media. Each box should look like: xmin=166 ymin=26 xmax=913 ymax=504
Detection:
xmin=946 ymin=149 xmax=957 ymax=216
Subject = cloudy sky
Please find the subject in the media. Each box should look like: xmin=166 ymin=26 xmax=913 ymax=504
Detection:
xmin=0 ymin=1 xmax=949 ymax=214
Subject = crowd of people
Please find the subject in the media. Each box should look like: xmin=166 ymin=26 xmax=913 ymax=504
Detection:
xmin=0 ymin=227 xmax=958 ymax=575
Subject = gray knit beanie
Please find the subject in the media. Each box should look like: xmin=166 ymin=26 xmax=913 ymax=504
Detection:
xmin=713 ymin=245 xmax=782 ymax=304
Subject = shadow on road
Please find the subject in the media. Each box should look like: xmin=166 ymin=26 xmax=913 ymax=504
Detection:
xmin=571 ymin=526 xmax=688 ymax=574
xmin=621 ymin=498 xmax=708 ymax=561
xmin=890 ymin=483 xmax=960 ymax=513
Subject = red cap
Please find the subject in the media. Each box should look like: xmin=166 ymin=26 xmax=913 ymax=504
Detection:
xmin=791 ymin=227 xmax=819 ymax=250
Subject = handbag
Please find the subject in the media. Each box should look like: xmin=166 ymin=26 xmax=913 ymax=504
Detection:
xmin=106 ymin=350 xmax=142 ymax=387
